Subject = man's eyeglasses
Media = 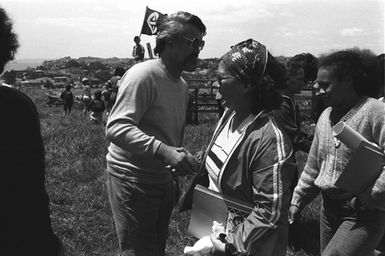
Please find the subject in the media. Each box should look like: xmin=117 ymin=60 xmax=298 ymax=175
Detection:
xmin=314 ymin=81 xmax=331 ymax=90
xmin=180 ymin=36 xmax=205 ymax=50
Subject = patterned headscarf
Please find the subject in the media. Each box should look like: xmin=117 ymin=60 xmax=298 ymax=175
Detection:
xmin=221 ymin=38 xmax=268 ymax=88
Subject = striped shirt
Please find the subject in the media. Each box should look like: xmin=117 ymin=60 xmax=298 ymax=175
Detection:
xmin=206 ymin=112 xmax=256 ymax=192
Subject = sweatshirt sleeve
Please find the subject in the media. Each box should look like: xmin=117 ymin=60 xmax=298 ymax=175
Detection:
xmin=291 ymin=122 xmax=322 ymax=209
xmin=106 ymin=71 xmax=162 ymax=156
xmin=368 ymin=104 xmax=385 ymax=207
xmin=224 ymin=120 xmax=296 ymax=256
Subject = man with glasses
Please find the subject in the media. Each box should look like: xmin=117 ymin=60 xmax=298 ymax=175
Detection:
xmin=106 ymin=11 xmax=206 ymax=256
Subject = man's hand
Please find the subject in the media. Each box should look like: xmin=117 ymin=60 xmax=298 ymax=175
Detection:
xmin=156 ymin=144 xmax=197 ymax=176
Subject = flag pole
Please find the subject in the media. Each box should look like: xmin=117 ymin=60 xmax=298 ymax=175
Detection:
xmin=139 ymin=6 xmax=149 ymax=39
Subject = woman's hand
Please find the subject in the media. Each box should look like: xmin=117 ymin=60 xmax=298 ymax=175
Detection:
xmin=210 ymin=233 xmax=226 ymax=256
xmin=288 ymin=205 xmax=301 ymax=224
xmin=194 ymin=151 xmax=205 ymax=166
xmin=184 ymin=236 xmax=213 ymax=256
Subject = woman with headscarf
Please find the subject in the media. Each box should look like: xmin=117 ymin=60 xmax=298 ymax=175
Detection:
xmin=181 ymin=39 xmax=296 ymax=256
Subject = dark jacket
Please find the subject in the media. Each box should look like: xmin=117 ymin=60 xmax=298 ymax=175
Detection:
xmin=0 ymin=85 xmax=61 ymax=255
xmin=87 ymin=99 xmax=105 ymax=113
xmin=273 ymin=94 xmax=313 ymax=153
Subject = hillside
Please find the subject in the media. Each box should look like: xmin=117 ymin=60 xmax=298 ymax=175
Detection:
xmin=1 ymin=57 xmax=221 ymax=89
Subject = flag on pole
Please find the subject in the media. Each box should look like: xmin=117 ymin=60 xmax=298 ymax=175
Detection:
xmin=140 ymin=7 xmax=165 ymax=36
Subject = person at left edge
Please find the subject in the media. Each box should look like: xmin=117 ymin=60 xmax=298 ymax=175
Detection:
xmin=105 ymin=11 xmax=206 ymax=256
xmin=0 ymin=5 xmax=64 ymax=256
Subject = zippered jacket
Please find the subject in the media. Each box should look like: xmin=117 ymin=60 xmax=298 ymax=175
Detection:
xmin=181 ymin=109 xmax=296 ymax=256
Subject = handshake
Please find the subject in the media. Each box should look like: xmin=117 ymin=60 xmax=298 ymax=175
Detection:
xmin=155 ymin=143 xmax=201 ymax=176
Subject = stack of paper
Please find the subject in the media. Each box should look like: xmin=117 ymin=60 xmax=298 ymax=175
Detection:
xmin=188 ymin=185 xmax=253 ymax=238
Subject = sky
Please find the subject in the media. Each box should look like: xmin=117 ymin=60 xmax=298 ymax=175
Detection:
xmin=1 ymin=0 xmax=384 ymax=60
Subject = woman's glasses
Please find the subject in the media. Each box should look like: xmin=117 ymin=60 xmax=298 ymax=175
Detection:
xmin=216 ymin=76 xmax=235 ymax=86
xmin=179 ymin=36 xmax=205 ymax=50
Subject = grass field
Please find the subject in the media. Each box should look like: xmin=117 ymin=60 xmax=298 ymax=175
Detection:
xmin=23 ymin=87 xmax=321 ymax=256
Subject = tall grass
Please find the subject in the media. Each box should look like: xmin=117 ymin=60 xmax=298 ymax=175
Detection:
xmin=24 ymin=87 xmax=321 ymax=256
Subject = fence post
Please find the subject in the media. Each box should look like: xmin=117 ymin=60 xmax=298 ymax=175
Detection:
xmin=210 ymin=80 xmax=213 ymax=99
xmin=311 ymin=87 xmax=316 ymax=120
xmin=194 ymin=88 xmax=199 ymax=124
xmin=146 ymin=43 xmax=154 ymax=59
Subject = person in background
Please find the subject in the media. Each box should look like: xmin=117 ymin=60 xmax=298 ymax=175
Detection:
xmin=132 ymin=35 xmax=145 ymax=62
xmin=311 ymin=93 xmax=326 ymax=124
xmin=286 ymin=53 xmax=326 ymax=124
xmin=106 ymin=11 xmax=206 ymax=256
xmin=305 ymin=53 xmax=327 ymax=124
xmin=101 ymin=85 xmax=111 ymax=116
xmin=273 ymin=53 xmax=318 ymax=251
xmin=214 ymin=81 xmax=224 ymax=117
xmin=181 ymin=39 xmax=296 ymax=256
xmin=0 ymin=5 xmax=63 ymax=255
xmin=274 ymin=53 xmax=317 ymax=154
xmin=60 ymin=84 xmax=74 ymax=115
xmin=105 ymin=67 xmax=125 ymax=114
xmin=289 ymin=50 xmax=385 ymax=256
xmin=186 ymin=90 xmax=195 ymax=124
xmin=81 ymin=78 xmax=92 ymax=116
xmin=88 ymin=89 xmax=105 ymax=124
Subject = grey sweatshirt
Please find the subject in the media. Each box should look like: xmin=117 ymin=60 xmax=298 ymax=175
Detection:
xmin=106 ymin=59 xmax=189 ymax=184
xmin=292 ymin=97 xmax=385 ymax=210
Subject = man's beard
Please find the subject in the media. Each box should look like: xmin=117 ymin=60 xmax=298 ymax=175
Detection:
xmin=182 ymin=53 xmax=199 ymax=72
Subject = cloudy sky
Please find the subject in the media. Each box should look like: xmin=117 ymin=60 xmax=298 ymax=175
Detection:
xmin=1 ymin=0 xmax=384 ymax=60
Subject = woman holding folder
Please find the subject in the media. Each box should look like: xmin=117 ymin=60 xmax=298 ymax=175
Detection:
xmin=181 ymin=39 xmax=297 ymax=256
xmin=289 ymin=50 xmax=385 ymax=256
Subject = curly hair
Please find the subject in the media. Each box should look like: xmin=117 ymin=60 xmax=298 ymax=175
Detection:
xmin=287 ymin=53 xmax=318 ymax=82
xmin=377 ymin=54 xmax=384 ymax=97
xmin=287 ymin=53 xmax=318 ymax=83
xmin=153 ymin=11 xmax=206 ymax=55
xmin=0 ymin=6 xmax=19 ymax=73
xmin=319 ymin=50 xmax=376 ymax=97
